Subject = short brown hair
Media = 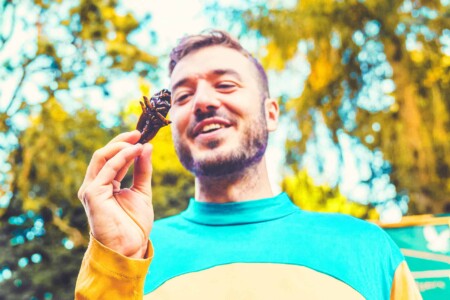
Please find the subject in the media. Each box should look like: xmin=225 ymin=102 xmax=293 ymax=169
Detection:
xmin=169 ymin=29 xmax=270 ymax=98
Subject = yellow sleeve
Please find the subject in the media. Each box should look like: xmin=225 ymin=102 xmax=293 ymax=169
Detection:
xmin=390 ymin=261 xmax=422 ymax=300
xmin=75 ymin=236 xmax=153 ymax=300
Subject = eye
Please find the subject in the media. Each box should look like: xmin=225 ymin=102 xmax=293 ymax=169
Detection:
xmin=216 ymin=82 xmax=237 ymax=92
xmin=174 ymin=93 xmax=191 ymax=103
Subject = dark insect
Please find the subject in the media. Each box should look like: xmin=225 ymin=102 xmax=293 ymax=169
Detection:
xmin=136 ymin=89 xmax=171 ymax=144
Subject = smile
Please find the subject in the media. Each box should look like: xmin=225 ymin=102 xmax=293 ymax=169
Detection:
xmin=192 ymin=117 xmax=233 ymax=137
xmin=201 ymin=123 xmax=224 ymax=133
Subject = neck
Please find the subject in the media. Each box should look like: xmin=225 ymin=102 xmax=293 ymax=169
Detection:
xmin=194 ymin=156 xmax=274 ymax=203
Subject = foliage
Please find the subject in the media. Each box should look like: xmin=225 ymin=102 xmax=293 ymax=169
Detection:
xmin=282 ymin=170 xmax=379 ymax=220
xmin=0 ymin=0 xmax=158 ymax=199
xmin=0 ymin=98 xmax=123 ymax=299
xmin=240 ymin=0 xmax=450 ymax=214
xmin=0 ymin=206 xmax=86 ymax=300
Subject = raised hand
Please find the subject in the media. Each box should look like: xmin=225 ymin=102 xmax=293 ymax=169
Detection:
xmin=78 ymin=130 xmax=154 ymax=258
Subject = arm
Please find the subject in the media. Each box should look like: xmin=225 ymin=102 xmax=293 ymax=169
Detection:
xmin=390 ymin=261 xmax=423 ymax=300
xmin=75 ymin=131 xmax=155 ymax=298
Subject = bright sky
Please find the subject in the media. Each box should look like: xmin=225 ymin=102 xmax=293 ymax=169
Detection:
xmin=125 ymin=0 xmax=210 ymax=48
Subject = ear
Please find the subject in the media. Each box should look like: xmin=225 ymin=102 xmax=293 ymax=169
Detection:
xmin=264 ymin=97 xmax=279 ymax=132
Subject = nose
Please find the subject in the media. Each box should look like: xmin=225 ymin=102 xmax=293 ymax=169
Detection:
xmin=192 ymin=80 xmax=221 ymax=115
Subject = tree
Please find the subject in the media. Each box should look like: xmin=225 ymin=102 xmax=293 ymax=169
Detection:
xmin=240 ymin=0 xmax=450 ymax=214
xmin=0 ymin=98 xmax=123 ymax=299
xmin=0 ymin=0 xmax=158 ymax=209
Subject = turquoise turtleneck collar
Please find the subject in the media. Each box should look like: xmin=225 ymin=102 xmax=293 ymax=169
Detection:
xmin=181 ymin=193 xmax=300 ymax=226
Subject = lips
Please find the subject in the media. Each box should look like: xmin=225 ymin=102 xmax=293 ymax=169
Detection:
xmin=192 ymin=117 xmax=232 ymax=137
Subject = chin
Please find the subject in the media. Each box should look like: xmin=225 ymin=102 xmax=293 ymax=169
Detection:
xmin=192 ymin=150 xmax=230 ymax=168
xmin=191 ymin=147 xmax=264 ymax=178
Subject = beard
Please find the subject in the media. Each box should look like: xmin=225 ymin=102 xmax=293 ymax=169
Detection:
xmin=173 ymin=107 xmax=268 ymax=177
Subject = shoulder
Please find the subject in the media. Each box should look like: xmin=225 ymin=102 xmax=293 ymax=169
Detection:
xmin=297 ymin=210 xmax=385 ymax=236
xmin=293 ymin=211 xmax=403 ymax=257
xmin=293 ymin=212 xmax=405 ymax=297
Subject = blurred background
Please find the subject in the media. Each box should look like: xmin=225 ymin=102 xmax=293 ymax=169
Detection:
xmin=0 ymin=0 xmax=448 ymax=299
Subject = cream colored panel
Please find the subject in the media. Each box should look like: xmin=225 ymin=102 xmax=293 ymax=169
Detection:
xmin=144 ymin=263 xmax=364 ymax=300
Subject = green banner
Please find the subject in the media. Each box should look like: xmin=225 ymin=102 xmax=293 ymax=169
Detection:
xmin=381 ymin=215 xmax=450 ymax=300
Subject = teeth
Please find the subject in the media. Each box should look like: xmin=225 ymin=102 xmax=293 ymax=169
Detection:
xmin=201 ymin=123 xmax=223 ymax=133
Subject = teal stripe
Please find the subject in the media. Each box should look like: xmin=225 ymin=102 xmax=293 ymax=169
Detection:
xmin=181 ymin=193 xmax=298 ymax=225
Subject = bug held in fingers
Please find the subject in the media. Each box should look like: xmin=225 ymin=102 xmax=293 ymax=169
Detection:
xmin=136 ymin=89 xmax=172 ymax=144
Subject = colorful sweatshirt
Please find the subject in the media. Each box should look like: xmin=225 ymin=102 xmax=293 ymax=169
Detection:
xmin=75 ymin=193 xmax=421 ymax=299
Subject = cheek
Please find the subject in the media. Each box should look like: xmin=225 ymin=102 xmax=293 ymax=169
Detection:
xmin=231 ymin=90 xmax=260 ymax=112
xmin=170 ymin=109 xmax=190 ymax=137
xmin=171 ymin=120 xmax=184 ymax=140
xmin=233 ymin=103 xmax=262 ymax=124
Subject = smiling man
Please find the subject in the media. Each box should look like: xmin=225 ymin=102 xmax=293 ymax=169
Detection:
xmin=75 ymin=30 xmax=421 ymax=299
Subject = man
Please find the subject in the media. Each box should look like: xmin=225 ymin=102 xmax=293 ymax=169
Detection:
xmin=75 ymin=30 xmax=421 ymax=299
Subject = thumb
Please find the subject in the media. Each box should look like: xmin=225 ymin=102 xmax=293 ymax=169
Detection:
xmin=132 ymin=143 xmax=153 ymax=196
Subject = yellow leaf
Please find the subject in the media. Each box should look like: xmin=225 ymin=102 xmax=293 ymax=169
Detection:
xmin=139 ymin=78 xmax=151 ymax=96
xmin=309 ymin=55 xmax=333 ymax=91
xmin=262 ymin=42 xmax=287 ymax=71
xmin=410 ymin=50 xmax=424 ymax=64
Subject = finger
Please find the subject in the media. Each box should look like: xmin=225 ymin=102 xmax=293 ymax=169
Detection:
xmin=92 ymin=143 xmax=144 ymax=188
xmin=89 ymin=131 xmax=140 ymax=179
xmin=79 ymin=144 xmax=143 ymax=202
xmin=115 ymin=158 xmax=134 ymax=182
xmin=78 ymin=142 xmax=136 ymax=199
xmin=112 ymin=131 xmax=145 ymax=181
xmin=107 ymin=130 xmax=141 ymax=145
xmin=131 ymin=143 xmax=153 ymax=196
xmin=78 ymin=131 xmax=141 ymax=201
xmin=112 ymin=179 xmax=121 ymax=193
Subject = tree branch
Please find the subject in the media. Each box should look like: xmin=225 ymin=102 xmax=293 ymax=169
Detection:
xmin=0 ymin=1 xmax=17 ymax=52
xmin=4 ymin=66 xmax=27 ymax=116
xmin=3 ymin=56 xmax=37 ymax=117
xmin=52 ymin=213 xmax=88 ymax=247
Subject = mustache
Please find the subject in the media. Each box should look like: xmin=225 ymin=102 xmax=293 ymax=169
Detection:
xmin=195 ymin=109 xmax=217 ymax=122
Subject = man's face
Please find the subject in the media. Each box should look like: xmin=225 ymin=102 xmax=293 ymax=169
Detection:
xmin=170 ymin=46 xmax=276 ymax=177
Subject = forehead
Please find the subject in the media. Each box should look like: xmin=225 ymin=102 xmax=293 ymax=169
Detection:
xmin=170 ymin=46 xmax=256 ymax=88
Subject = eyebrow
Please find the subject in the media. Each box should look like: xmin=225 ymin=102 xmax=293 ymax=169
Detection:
xmin=172 ymin=78 xmax=190 ymax=92
xmin=172 ymin=68 xmax=242 ymax=92
xmin=211 ymin=69 xmax=242 ymax=81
